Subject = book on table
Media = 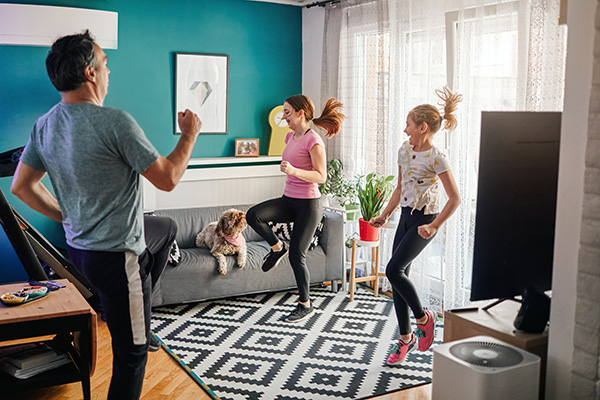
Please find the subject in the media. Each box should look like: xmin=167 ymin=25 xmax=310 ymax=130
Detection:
xmin=0 ymin=355 xmax=71 ymax=380
xmin=0 ymin=342 xmax=70 ymax=379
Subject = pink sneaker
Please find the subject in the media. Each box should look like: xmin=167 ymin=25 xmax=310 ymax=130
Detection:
xmin=386 ymin=333 xmax=417 ymax=365
xmin=415 ymin=308 xmax=436 ymax=351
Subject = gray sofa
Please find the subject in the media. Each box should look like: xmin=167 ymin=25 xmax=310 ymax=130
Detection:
xmin=150 ymin=204 xmax=343 ymax=307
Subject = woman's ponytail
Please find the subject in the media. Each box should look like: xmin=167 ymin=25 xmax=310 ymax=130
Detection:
xmin=313 ymin=98 xmax=345 ymax=138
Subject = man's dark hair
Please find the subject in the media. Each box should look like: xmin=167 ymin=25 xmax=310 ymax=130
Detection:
xmin=46 ymin=30 xmax=97 ymax=92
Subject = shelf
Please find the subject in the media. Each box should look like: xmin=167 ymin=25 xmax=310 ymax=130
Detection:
xmin=1 ymin=358 xmax=79 ymax=392
xmin=187 ymin=156 xmax=282 ymax=169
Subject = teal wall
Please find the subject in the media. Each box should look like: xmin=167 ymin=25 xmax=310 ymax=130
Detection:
xmin=0 ymin=0 xmax=302 ymax=283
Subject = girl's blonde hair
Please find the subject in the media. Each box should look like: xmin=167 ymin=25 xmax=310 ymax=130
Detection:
xmin=409 ymin=86 xmax=463 ymax=133
xmin=285 ymin=95 xmax=345 ymax=138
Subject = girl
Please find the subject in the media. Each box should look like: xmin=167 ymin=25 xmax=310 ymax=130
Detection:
xmin=370 ymin=87 xmax=462 ymax=365
xmin=246 ymin=95 xmax=344 ymax=323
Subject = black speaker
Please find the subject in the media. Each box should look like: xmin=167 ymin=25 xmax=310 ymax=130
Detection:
xmin=514 ymin=288 xmax=551 ymax=333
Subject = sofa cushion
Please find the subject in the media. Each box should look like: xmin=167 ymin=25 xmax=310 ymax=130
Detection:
xmin=168 ymin=240 xmax=181 ymax=266
xmin=270 ymin=218 xmax=324 ymax=250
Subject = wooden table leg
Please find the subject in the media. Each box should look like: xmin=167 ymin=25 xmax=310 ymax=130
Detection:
xmin=350 ymin=239 xmax=357 ymax=302
xmin=79 ymin=317 xmax=92 ymax=400
xmin=374 ymin=245 xmax=380 ymax=296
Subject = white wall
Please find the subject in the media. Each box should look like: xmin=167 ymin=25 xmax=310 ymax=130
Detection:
xmin=546 ymin=1 xmax=597 ymax=398
xmin=302 ymin=6 xmax=325 ymax=110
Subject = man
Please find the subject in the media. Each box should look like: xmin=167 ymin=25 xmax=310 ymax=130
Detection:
xmin=11 ymin=30 xmax=201 ymax=399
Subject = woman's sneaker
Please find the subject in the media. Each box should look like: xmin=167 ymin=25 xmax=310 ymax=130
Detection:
xmin=262 ymin=242 xmax=288 ymax=272
xmin=415 ymin=308 xmax=436 ymax=351
xmin=386 ymin=334 xmax=417 ymax=365
xmin=284 ymin=302 xmax=314 ymax=323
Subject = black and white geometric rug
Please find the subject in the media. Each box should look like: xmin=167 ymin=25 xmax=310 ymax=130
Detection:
xmin=151 ymin=287 xmax=443 ymax=400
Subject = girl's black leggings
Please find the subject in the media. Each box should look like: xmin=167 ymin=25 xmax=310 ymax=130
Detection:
xmin=246 ymin=195 xmax=322 ymax=303
xmin=386 ymin=207 xmax=438 ymax=335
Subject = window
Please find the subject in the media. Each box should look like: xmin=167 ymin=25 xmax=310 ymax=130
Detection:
xmin=332 ymin=0 xmax=565 ymax=310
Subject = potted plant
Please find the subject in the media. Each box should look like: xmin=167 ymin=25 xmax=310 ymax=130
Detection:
xmin=357 ymin=172 xmax=395 ymax=241
xmin=338 ymin=175 xmax=360 ymax=220
xmin=319 ymin=159 xmax=345 ymax=207
xmin=320 ymin=160 xmax=361 ymax=218
xmin=345 ymin=232 xmax=360 ymax=261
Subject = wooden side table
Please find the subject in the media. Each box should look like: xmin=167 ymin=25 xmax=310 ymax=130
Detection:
xmin=0 ymin=279 xmax=97 ymax=399
xmin=349 ymin=238 xmax=386 ymax=301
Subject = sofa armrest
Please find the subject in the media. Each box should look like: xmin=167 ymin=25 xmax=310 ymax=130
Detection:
xmin=321 ymin=209 xmax=344 ymax=280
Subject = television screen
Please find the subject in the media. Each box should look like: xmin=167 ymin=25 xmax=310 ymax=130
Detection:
xmin=470 ymin=111 xmax=561 ymax=302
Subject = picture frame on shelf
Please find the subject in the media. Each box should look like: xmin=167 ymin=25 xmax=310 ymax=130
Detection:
xmin=235 ymin=138 xmax=259 ymax=157
xmin=174 ymin=52 xmax=229 ymax=135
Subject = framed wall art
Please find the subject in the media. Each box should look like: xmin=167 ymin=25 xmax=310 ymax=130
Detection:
xmin=235 ymin=139 xmax=259 ymax=157
xmin=175 ymin=52 xmax=229 ymax=134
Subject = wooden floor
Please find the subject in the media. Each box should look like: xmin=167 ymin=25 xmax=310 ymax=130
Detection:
xmin=19 ymin=319 xmax=432 ymax=400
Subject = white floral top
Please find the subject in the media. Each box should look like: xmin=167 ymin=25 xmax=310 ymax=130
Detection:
xmin=398 ymin=141 xmax=450 ymax=214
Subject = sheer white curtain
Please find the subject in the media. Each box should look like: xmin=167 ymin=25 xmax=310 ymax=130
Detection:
xmin=321 ymin=0 xmax=566 ymax=313
xmin=444 ymin=0 xmax=565 ymax=310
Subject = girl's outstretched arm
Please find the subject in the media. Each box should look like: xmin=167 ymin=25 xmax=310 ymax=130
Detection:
xmin=417 ymin=169 xmax=461 ymax=239
xmin=370 ymin=166 xmax=402 ymax=228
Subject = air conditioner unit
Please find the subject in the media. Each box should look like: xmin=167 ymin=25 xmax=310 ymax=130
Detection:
xmin=0 ymin=4 xmax=118 ymax=49
xmin=432 ymin=335 xmax=540 ymax=400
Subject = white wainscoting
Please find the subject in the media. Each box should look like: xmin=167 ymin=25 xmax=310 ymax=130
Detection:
xmin=143 ymin=156 xmax=286 ymax=211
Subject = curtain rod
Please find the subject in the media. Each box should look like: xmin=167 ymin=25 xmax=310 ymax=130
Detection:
xmin=305 ymin=0 xmax=340 ymax=9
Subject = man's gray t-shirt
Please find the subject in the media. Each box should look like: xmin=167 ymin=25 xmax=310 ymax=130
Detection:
xmin=21 ymin=102 xmax=159 ymax=255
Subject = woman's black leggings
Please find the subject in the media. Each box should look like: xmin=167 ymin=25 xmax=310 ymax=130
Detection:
xmin=246 ymin=196 xmax=322 ymax=303
xmin=386 ymin=207 xmax=438 ymax=335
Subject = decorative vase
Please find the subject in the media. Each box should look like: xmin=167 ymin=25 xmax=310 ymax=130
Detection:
xmin=345 ymin=203 xmax=360 ymax=221
xmin=345 ymin=246 xmax=353 ymax=262
xmin=358 ymin=218 xmax=380 ymax=241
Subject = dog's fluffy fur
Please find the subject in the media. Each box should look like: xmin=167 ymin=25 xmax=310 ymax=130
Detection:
xmin=195 ymin=209 xmax=247 ymax=275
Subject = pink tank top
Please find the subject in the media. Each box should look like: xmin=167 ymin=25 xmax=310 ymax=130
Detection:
xmin=282 ymin=129 xmax=325 ymax=199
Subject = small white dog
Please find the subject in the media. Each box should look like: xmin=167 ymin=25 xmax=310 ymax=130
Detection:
xmin=195 ymin=209 xmax=247 ymax=275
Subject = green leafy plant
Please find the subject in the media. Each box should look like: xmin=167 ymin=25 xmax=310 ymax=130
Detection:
xmin=319 ymin=159 xmax=344 ymax=197
xmin=338 ymin=175 xmax=360 ymax=206
xmin=320 ymin=160 xmax=360 ymax=207
xmin=357 ymin=172 xmax=395 ymax=221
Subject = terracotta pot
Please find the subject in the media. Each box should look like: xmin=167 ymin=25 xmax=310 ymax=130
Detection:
xmin=359 ymin=218 xmax=380 ymax=241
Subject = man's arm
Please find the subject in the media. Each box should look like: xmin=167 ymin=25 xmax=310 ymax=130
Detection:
xmin=142 ymin=109 xmax=202 ymax=191
xmin=11 ymin=162 xmax=63 ymax=222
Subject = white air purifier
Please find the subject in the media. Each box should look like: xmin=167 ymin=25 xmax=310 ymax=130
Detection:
xmin=432 ymin=335 xmax=540 ymax=400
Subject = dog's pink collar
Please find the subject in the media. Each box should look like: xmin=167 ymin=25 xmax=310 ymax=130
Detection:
xmin=224 ymin=234 xmax=244 ymax=247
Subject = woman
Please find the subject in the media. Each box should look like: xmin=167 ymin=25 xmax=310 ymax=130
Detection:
xmin=246 ymin=95 xmax=344 ymax=323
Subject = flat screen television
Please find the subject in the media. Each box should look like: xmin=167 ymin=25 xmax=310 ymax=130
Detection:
xmin=470 ymin=111 xmax=561 ymax=308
